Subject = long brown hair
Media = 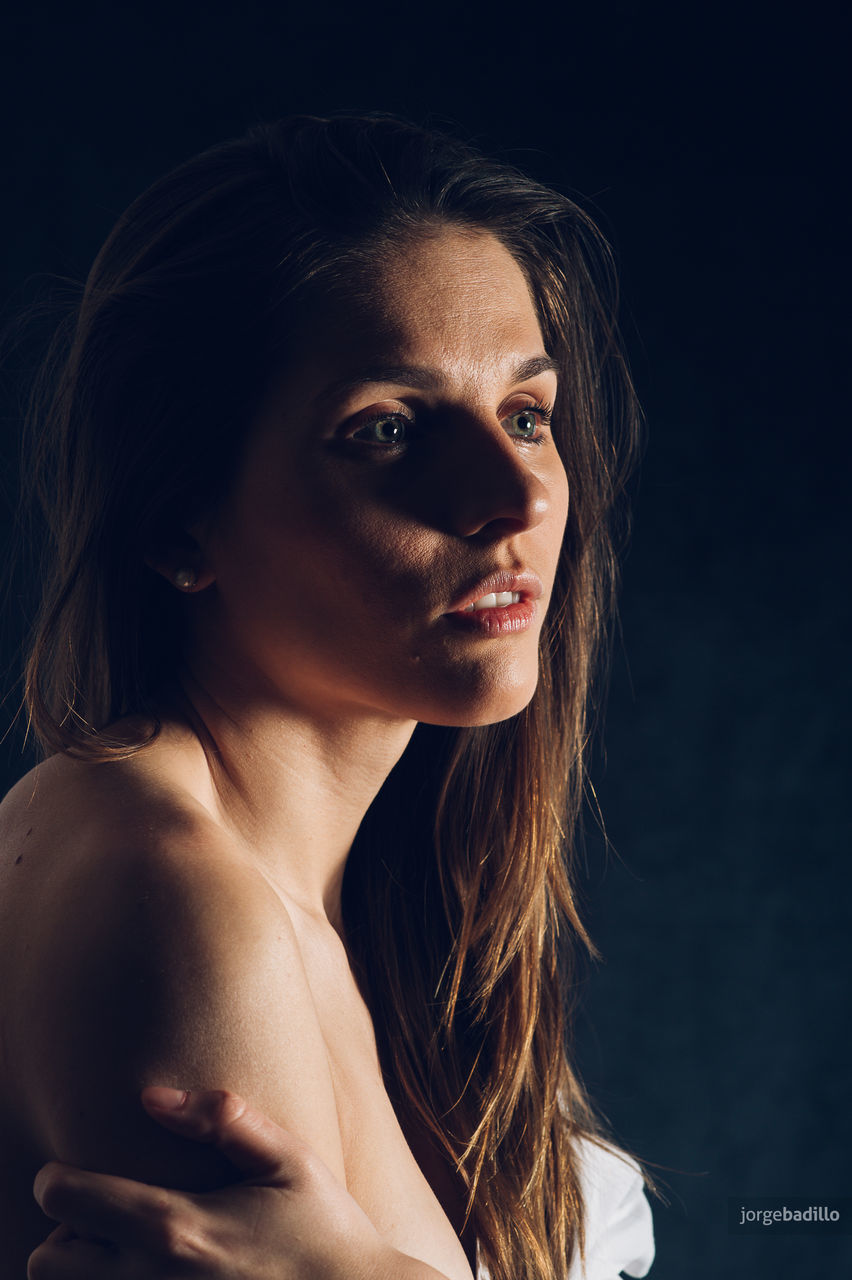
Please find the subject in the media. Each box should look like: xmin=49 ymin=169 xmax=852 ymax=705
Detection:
xmin=17 ymin=113 xmax=643 ymax=1279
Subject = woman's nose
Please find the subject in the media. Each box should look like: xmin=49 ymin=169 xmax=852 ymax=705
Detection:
xmin=437 ymin=419 xmax=553 ymax=539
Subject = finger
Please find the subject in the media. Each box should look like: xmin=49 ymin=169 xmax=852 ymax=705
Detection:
xmin=141 ymin=1087 xmax=314 ymax=1183
xmin=34 ymin=1161 xmax=175 ymax=1251
xmin=28 ymin=1229 xmax=122 ymax=1280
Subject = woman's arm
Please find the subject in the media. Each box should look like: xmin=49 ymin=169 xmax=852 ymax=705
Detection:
xmin=29 ymin=1088 xmax=452 ymax=1280
xmin=22 ymin=824 xmax=348 ymax=1196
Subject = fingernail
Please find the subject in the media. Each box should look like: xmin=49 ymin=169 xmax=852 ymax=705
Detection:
xmin=143 ymin=1086 xmax=189 ymax=1111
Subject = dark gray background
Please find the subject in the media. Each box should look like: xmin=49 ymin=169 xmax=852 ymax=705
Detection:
xmin=1 ymin=2 xmax=849 ymax=1276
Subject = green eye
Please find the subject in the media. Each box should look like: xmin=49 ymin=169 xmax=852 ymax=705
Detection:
xmin=510 ymin=410 xmax=540 ymax=439
xmin=353 ymin=415 xmax=409 ymax=445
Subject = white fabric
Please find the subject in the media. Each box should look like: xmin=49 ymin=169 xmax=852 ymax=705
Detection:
xmin=475 ymin=1138 xmax=655 ymax=1279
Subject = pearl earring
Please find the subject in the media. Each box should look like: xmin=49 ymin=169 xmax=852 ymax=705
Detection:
xmin=173 ymin=568 xmax=198 ymax=591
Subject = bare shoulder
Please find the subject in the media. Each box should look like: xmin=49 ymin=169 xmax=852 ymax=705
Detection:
xmin=0 ymin=740 xmax=345 ymax=1189
xmin=0 ymin=743 xmax=294 ymax=968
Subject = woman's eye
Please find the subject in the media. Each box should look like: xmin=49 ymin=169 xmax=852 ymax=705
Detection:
xmin=506 ymin=404 xmax=551 ymax=442
xmin=347 ymin=403 xmax=551 ymax=450
xmin=350 ymin=414 xmax=410 ymax=446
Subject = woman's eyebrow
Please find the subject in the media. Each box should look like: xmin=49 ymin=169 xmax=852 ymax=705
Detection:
xmin=317 ymin=354 xmax=558 ymax=405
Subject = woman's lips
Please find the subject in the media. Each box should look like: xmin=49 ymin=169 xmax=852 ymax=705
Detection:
xmin=461 ymin=590 xmax=521 ymax=611
xmin=442 ymin=569 xmax=542 ymax=634
xmin=443 ymin=597 xmax=536 ymax=634
xmin=444 ymin=568 xmax=543 ymax=614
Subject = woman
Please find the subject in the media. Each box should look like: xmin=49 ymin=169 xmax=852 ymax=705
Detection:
xmin=0 ymin=113 xmax=654 ymax=1279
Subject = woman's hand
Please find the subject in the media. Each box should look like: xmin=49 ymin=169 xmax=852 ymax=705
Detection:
xmin=28 ymin=1087 xmax=450 ymax=1280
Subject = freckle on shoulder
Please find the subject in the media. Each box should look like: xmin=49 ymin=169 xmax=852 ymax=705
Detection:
xmin=0 ymin=741 xmax=287 ymax=946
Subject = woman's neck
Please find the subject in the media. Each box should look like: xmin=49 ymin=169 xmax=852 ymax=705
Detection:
xmin=154 ymin=660 xmax=417 ymax=933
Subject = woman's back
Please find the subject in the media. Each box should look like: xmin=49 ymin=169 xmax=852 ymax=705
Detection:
xmin=0 ymin=727 xmax=475 ymax=1280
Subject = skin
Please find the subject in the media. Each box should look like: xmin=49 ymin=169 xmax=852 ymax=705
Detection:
xmin=0 ymin=226 xmax=570 ymax=1279
xmin=161 ymin=222 xmax=567 ymax=930
xmin=31 ymin=1088 xmax=454 ymax=1280
xmin=30 ymin=1087 xmax=455 ymax=1279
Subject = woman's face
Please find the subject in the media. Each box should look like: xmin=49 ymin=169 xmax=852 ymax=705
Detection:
xmin=191 ymin=227 xmax=570 ymax=726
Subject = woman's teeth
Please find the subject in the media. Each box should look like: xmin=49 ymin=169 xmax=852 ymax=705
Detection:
xmin=463 ymin=591 xmax=522 ymax=612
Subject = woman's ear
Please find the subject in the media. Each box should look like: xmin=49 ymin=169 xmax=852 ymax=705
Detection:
xmin=144 ymin=528 xmax=216 ymax=594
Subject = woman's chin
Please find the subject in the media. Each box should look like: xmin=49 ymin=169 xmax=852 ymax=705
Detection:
xmin=414 ymin=672 xmax=540 ymax=728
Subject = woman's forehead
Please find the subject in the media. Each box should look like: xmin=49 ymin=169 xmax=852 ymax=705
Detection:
xmin=282 ymin=230 xmax=548 ymax=395
xmin=313 ymin=353 xmax=558 ymax=414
